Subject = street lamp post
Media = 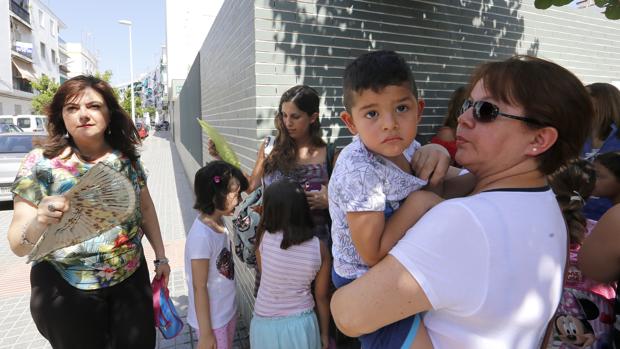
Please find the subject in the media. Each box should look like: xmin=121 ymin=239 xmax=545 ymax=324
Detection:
xmin=118 ymin=19 xmax=135 ymax=124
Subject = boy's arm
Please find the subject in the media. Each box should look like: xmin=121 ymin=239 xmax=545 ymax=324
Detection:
xmin=191 ymin=259 xmax=217 ymax=348
xmin=314 ymin=241 xmax=332 ymax=349
xmin=348 ymin=190 xmax=443 ymax=266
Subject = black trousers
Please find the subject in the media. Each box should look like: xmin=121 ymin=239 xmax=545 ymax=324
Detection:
xmin=30 ymin=256 xmax=155 ymax=349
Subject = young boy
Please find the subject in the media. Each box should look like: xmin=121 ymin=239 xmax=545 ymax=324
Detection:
xmin=329 ymin=50 xmax=462 ymax=348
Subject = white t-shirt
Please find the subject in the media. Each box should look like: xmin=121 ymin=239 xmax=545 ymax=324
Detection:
xmin=390 ymin=188 xmax=566 ymax=349
xmin=329 ymin=136 xmax=427 ymax=279
xmin=184 ymin=217 xmax=237 ymax=330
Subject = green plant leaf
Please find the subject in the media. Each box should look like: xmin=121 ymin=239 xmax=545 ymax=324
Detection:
xmin=535 ymin=0 xmax=554 ymax=9
xmin=605 ymin=3 xmax=620 ymax=19
xmin=552 ymin=0 xmax=573 ymax=5
xmin=197 ymin=118 xmax=241 ymax=169
xmin=594 ymin=0 xmax=609 ymax=7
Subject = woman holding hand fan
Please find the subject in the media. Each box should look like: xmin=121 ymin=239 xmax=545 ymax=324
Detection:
xmin=6 ymin=75 xmax=169 ymax=349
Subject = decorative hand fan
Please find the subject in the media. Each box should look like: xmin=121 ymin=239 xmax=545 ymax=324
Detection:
xmin=28 ymin=162 xmax=137 ymax=262
xmin=197 ymin=118 xmax=241 ymax=168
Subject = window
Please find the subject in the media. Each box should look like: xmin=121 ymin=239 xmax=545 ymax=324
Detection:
xmin=0 ymin=102 xmax=3 ymax=114
xmin=15 ymin=105 xmax=23 ymax=115
xmin=51 ymin=49 xmax=56 ymax=63
xmin=17 ymin=117 xmax=30 ymax=128
xmin=50 ymin=19 xmax=55 ymax=36
xmin=39 ymin=10 xmax=44 ymax=28
xmin=40 ymin=42 xmax=46 ymax=59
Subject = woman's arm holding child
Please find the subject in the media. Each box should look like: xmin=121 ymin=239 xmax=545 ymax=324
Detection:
xmin=191 ymin=259 xmax=217 ymax=349
xmin=348 ymin=190 xmax=443 ymax=266
xmin=315 ymin=241 xmax=332 ymax=349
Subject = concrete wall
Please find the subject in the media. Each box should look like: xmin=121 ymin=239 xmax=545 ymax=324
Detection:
xmin=254 ymin=0 xmax=620 ymax=143
xmin=197 ymin=0 xmax=258 ymax=329
xmin=179 ymin=54 xmax=203 ymax=166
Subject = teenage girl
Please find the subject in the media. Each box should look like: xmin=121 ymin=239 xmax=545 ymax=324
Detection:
xmin=184 ymin=161 xmax=249 ymax=349
xmin=250 ymin=179 xmax=331 ymax=349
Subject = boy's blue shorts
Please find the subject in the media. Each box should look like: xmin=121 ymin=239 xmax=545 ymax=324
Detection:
xmin=332 ymin=267 xmax=421 ymax=349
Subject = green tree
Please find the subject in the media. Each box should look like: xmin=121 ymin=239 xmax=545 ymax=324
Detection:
xmin=31 ymin=75 xmax=60 ymax=114
xmin=121 ymin=87 xmax=143 ymax=118
xmin=535 ymin=0 xmax=620 ymax=20
xmin=94 ymin=70 xmax=113 ymax=83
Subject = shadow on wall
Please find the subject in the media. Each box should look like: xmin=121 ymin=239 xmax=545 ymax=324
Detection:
xmin=267 ymin=0 xmax=539 ymax=143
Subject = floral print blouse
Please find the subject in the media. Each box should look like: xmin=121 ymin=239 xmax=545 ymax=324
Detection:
xmin=12 ymin=148 xmax=147 ymax=290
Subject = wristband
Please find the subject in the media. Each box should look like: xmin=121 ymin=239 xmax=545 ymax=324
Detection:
xmin=153 ymin=257 xmax=169 ymax=267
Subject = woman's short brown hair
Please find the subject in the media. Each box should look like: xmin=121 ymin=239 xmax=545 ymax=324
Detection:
xmin=43 ymin=75 xmax=141 ymax=161
xmin=468 ymin=55 xmax=593 ymax=175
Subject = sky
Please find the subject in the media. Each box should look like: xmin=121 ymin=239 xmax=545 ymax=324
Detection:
xmin=46 ymin=0 xmax=166 ymax=85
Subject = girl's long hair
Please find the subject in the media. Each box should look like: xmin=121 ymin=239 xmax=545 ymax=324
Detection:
xmin=548 ymin=159 xmax=596 ymax=244
xmin=264 ymin=85 xmax=326 ymax=175
xmin=257 ymin=179 xmax=315 ymax=249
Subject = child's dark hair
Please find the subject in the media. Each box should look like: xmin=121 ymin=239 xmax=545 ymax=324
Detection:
xmin=257 ymin=179 xmax=315 ymax=249
xmin=548 ymin=159 xmax=596 ymax=244
xmin=594 ymin=152 xmax=620 ymax=181
xmin=193 ymin=160 xmax=248 ymax=214
xmin=342 ymin=50 xmax=418 ymax=112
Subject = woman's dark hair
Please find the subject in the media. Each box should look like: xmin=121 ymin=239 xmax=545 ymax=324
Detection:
xmin=194 ymin=160 xmax=249 ymax=214
xmin=264 ymin=85 xmax=326 ymax=175
xmin=443 ymin=86 xmax=468 ymax=130
xmin=594 ymin=152 xmax=620 ymax=182
xmin=586 ymin=83 xmax=620 ymax=142
xmin=467 ymin=55 xmax=593 ymax=175
xmin=42 ymin=75 xmax=142 ymax=161
xmin=548 ymin=159 xmax=596 ymax=244
xmin=257 ymin=179 xmax=315 ymax=249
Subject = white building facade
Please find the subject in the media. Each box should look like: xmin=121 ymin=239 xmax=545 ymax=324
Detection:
xmin=0 ymin=0 xmax=64 ymax=115
xmin=65 ymin=42 xmax=98 ymax=78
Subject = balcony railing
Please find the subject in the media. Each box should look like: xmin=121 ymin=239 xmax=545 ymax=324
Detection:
xmin=12 ymin=44 xmax=32 ymax=59
xmin=13 ymin=78 xmax=33 ymax=93
xmin=10 ymin=0 xmax=30 ymax=24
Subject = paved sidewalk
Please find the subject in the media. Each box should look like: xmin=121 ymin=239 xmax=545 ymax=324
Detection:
xmin=0 ymin=130 xmax=249 ymax=349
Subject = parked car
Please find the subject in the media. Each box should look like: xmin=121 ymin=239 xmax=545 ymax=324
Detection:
xmin=155 ymin=121 xmax=169 ymax=131
xmin=0 ymin=132 xmax=45 ymax=202
xmin=0 ymin=115 xmax=47 ymax=132
xmin=0 ymin=124 xmax=23 ymax=133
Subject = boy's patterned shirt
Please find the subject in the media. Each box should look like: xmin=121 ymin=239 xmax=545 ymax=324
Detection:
xmin=329 ymin=136 xmax=427 ymax=279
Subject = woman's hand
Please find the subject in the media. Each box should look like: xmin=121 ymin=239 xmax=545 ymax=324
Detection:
xmin=207 ymin=140 xmax=221 ymax=160
xmin=197 ymin=331 xmax=217 ymax=349
xmin=155 ymin=262 xmax=171 ymax=288
xmin=305 ymin=185 xmax=328 ymax=210
xmin=412 ymin=143 xmax=451 ymax=187
xmin=37 ymin=195 xmax=70 ymax=225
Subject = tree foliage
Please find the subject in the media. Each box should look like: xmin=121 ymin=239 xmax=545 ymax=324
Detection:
xmin=121 ymin=86 xmax=143 ymax=118
xmin=535 ymin=0 xmax=620 ymax=20
xmin=30 ymin=75 xmax=60 ymax=114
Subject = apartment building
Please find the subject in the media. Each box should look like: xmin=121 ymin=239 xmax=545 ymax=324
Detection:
xmin=0 ymin=0 xmax=64 ymax=115
xmin=64 ymin=42 xmax=98 ymax=78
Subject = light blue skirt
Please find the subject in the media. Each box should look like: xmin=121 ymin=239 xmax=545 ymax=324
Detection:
xmin=250 ymin=309 xmax=320 ymax=349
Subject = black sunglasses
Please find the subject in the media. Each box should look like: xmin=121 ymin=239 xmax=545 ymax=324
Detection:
xmin=460 ymin=99 xmax=546 ymax=126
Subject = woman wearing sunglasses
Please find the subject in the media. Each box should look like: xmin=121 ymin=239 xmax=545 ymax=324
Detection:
xmin=331 ymin=56 xmax=593 ymax=349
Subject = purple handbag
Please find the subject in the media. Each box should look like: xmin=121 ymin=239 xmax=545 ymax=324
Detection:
xmin=152 ymin=277 xmax=184 ymax=339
